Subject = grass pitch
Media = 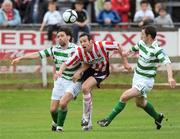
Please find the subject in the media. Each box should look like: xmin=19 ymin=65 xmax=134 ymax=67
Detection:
xmin=1 ymin=71 xmax=180 ymax=84
xmin=0 ymin=89 xmax=180 ymax=139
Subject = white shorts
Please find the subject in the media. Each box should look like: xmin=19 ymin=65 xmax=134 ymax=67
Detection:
xmin=132 ymin=72 xmax=154 ymax=98
xmin=51 ymin=77 xmax=81 ymax=100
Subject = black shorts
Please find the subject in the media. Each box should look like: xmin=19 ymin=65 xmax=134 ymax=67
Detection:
xmin=81 ymin=67 xmax=109 ymax=88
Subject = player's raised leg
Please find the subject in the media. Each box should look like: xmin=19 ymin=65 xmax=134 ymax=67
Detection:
xmin=97 ymin=87 xmax=140 ymax=127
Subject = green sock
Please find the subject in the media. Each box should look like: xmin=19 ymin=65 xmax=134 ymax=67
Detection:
xmin=51 ymin=110 xmax=58 ymax=123
xmin=107 ymin=101 xmax=126 ymax=122
xmin=143 ymin=102 xmax=159 ymax=120
xmin=57 ymin=109 xmax=68 ymax=127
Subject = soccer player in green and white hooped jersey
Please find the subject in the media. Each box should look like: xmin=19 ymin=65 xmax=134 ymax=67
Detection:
xmin=11 ymin=27 xmax=87 ymax=132
xmin=97 ymin=25 xmax=176 ymax=129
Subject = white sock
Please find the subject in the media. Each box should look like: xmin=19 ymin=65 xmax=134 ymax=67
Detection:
xmin=52 ymin=121 xmax=57 ymax=126
xmin=82 ymin=93 xmax=92 ymax=121
xmin=56 ymin=126 xmax=63 ymax=131
xmin=88 ymin=103 xmax=92 ymax=127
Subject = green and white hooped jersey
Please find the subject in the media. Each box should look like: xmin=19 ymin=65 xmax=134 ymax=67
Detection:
xmin=39 ymin=43 xmax=81 ymax=80
xmin=130 ymin=40 xmax=171 ymax=78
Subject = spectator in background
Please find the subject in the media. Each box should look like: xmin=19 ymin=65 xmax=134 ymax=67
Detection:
xmin=23 ymin=0 xmax=48 ymax=23
xmin=11 ymin=0 xmax=31 ymax=23
xmin=129 ymin=0 xmax=135 ymax=22
xmin=154 ymin=7 xmax=174 ymax=28
xmin=153 ymin=2 xmax=162 ymax=17
xmin=111 ymin=0 xmax=130 ymax=28
xmin=97 ymin=0 xmax=121 ymax=27
xmin=0 ymin=0 xmax=21 ymax=27
xmin=134 ymin=0 xmax=154 ymax=27
xmin=72 ymin=0 xmax=90 ymax=44
xmin=0 ymin=0 xmax=4 ymax=6
xmin=72 ymin=0 xmax=96 ymax=22
xmin=40 ymin=1 xmax=62 ymax=45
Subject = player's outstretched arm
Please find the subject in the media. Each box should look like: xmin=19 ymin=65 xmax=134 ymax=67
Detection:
xmin=122 ymin=57 xmax=132 ymax=72
xmin=40 ymin=22 xmax=45 ymax=32
xmin=117 ymin=46 xmax=132 ymax=72
xmin=11 ymin=52 xmax=40 ymax=65
xmin=122 ymin=50 xmax=132 ymax=57
xmin=166 ymin=63 xmax=176 ymax=88
xmin=72 ymin=63 xmax=90 ymax=83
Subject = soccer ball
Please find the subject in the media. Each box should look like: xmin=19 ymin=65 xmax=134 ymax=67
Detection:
xmin=63 ymin=9 xmax=78 ymax=23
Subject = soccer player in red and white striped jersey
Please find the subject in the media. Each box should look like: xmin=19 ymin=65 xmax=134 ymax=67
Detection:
xmin=57 ymin=33 xmax=131 ymax=130
xmin=66 ymin=37 xmax=121 ymax=72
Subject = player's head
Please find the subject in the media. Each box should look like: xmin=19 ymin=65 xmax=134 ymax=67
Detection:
xmin=104 ymin=0 xmax=112 ymax=11
xmin=159 ymin=7 xmax=167 ymax=17
xmin=79 ymin=32 xmax=93 ymax=52
xmin=48 ymin=1 xmax=56 ymax=12
xmin=141 ymin=25 xmax=157 ymax=43
xmin=74 ymin=0 xmax=84 ymax=11
xmin=2 ymin=0 xmax=13 ymax=12
xmin=140 ymin=0 xmax=149 ymax=11
xmin=56 ymin=27 xmax=73 ymax=47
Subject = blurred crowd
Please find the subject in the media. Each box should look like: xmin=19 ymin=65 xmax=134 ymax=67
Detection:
xmin=0 ymin=0 xmax=178 ymax=43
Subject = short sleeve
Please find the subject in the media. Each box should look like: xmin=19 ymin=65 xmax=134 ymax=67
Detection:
xmin=130 ymin=41 xmax=140 ymax=52
xmin=39 ymin=47 xmax=53 ymax=58
xmin=155 ymin=48 xmax=171 ymax=65
xmin=43 ymin=12 xmax=48 ymax=23
xmin=103 ymin=41 xmax=120 ymax=52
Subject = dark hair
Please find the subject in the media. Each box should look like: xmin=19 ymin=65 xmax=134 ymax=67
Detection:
xmin=48 ymin=1 xmax=56 ymax=5
xmin=159 ymin=7 xmax=167 ymax=12
xmin=79 ymin=32 xmax=92 ymax=41
xmin=57 ymin=27 xmax=73 ymax=42
xmin=143 ymin=25 xmax=157 ymax=39
xmin=75 ymin=0 xmax=83 ymax=4
xmin=140 ymin=0 xmax=149 ymax=5
xmin=104 ymin=0 xmax=111 ymax=3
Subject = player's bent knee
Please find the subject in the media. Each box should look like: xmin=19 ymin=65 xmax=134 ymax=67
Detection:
xmin=50 ymin=107 xmax=57 ymax=113
xmin=59 ymin=101 xmax=68 ymax=110
xmin=136 ymin=102 xmax=145 ymax=108
xmin=136 ymin=103 xmax=143 ymax=108
xmin=120 ymin=95 xmax=128 ymax=102
xmin=81 ymin=85 xmax=90 ymax=94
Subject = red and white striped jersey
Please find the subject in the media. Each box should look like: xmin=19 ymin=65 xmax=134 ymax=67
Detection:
xmin=65 ymin=41 xmax=121 ymax=72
